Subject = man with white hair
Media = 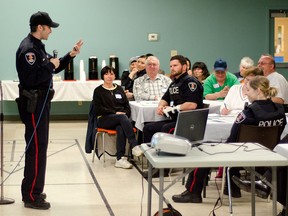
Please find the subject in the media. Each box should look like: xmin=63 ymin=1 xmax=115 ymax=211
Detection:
xmin=133 ymin=56 xmax=171 ymax=101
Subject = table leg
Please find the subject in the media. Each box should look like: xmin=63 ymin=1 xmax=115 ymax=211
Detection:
xmin=251 ymin=167 xmax=255 ymax=216
xmin=147 ymin=162 xmax=152 ymax=216
xmin=226 ymin=167 xmax=233 ymax=215
xmin=272 ymin=167 xmax=277 ymax=216
xmin=158 ymin=169 xmax=164 ymax=216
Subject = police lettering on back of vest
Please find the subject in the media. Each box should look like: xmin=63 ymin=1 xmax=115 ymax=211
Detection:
xmin=258 ymin=118 xmax=284 ymax=127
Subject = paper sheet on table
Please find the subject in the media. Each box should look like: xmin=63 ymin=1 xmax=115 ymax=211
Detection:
xmin=208 ymin=114 xmax=236 ymax=123
xmin=139 ymin=101 xmax=159 ymax=106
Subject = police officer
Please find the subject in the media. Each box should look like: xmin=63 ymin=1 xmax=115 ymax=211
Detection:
xmin=142 ymin=55 xmax=203 ymax=178
xmin=226 ymin=75 xmax=286 ymax=197
xmin=143 ymin=55 xmax=203 ymax=143
xmin=172 ymin=75 xmax=286 ymax=203
xmin=16 ymin=11 xmax=83 ymax=210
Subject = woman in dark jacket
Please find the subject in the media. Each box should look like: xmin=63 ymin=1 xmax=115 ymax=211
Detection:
xmin=226 ymin=75 xmax=286 ymax=197
xmin=93 ymin=66 xmax=142 ymax=169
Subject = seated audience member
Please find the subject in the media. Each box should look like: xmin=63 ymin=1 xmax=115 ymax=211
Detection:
xmin=185 ymin=57 xmax=193 ymax=76
xmin=226 ymin=75 xmax=286 ymax=197
xmin=121 ymin=55 xmax=147 ymax=100
xmin=172 ymin=76 xmax=286 ymax=203
xmin=143 ymin=55 xmax=203 ymax=142
xmin=145 ymin=53 xmax=166 ymax=75
xmin=191 ymin=61 xmax=210 ymax=84
xmin=142 ymin=55 xmax=203 ymax=177
xmin=234 ymin=56 xmax=254 ymax=83
xmin=133 ymin=56 xmax=172 ymax=101
xmin=257 ymin=54 xmax=288 ymax=104
xmin=93 ymin=66 xmax=143 ymax=169
xmin=203 ymin=59 xmax=239 ymax=100
xmin=220 ymin=66 xmax=263 ymax=115
xmin=121 ymin=56 xmax=138 ymax=87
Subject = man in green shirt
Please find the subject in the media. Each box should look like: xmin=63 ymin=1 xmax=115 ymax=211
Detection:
xmin=204 ymin=59 xmax=239 ymax=100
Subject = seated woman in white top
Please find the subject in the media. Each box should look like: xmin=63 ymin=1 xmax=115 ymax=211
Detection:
xmin=220 ymin=66 xmax=263 ymax=115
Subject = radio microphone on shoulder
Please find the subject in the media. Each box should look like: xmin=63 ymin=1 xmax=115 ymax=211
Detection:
xmin=53 ymin=50 xmax=58 ymax=58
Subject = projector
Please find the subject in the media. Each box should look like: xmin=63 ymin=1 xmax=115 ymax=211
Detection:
xmin=150 ymin=132 xmax=191 ymax=155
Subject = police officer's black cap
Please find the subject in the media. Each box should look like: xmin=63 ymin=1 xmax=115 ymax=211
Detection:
xmin=30 ymin=11 xmax=59 ymax=28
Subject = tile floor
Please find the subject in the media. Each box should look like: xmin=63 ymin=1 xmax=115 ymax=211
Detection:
xmin=0 ymin=120 xmax=283 ymax=216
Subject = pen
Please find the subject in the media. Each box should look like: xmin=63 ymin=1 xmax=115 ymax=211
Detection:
xmin=224 ymin=103 xmax=227 ymax=109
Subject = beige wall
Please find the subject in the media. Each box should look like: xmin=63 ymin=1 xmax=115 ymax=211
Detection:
xmin=274 ymin=17 xmax=288 ymax=62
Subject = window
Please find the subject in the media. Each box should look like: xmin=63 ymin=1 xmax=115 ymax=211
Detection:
xmin=270 ymin=10 xmax=288 ymax=65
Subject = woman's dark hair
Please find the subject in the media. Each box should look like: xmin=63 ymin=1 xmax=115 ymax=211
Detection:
xmin=101 ymin=65 xmax=115 ymax=80
xmin=185 ymin=57 xmax=191 ymax=70
xmin=192 ymin=61 xmax=210 ymax=79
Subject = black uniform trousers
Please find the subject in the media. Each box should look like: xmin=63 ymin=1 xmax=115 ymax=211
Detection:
xmin=185 ymin=168 xmax=210 ymax=196
xmin=97 ymin=114 xmax=137 ymax=160
xmin=143 ymin=120 xmax=176 ymax=143
xmin=18 ymin=92 xmax=51 ymax=202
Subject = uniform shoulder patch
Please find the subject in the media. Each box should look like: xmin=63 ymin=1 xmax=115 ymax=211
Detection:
xmin=188 ymin=82 xmax=197 ymax=92
xmin=25 ymin=52 xmax=36 ymax=65
xmin=235 ymin=112 xmax=246 ymax=124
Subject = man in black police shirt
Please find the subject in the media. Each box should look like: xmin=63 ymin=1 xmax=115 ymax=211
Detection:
xmin=16 ymin=11 xmax=83 ymax=210
xmin=143 ymin=55 xmax=203 ymax=177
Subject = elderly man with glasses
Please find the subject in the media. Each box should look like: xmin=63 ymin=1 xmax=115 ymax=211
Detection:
xmin=257 ymin=54 xmax=288 ymax=104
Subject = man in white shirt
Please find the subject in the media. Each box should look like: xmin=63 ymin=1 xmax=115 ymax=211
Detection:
xmin=258 ymin=54 xmax=288 ymax=104
xmin=133 ymin=56 xmax=172 ymax=101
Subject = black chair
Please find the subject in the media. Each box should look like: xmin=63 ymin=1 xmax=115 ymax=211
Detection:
xmin=224 ymin=124 xmax=282 ymax=213
xmin=236 ymin=124 xmax=282 ymax=150
xmin=283 ymin=104 xmax=288 ymax=113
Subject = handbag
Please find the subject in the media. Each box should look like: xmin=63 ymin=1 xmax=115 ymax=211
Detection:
xmin=153 ymin=203 xmax=182 ymax=216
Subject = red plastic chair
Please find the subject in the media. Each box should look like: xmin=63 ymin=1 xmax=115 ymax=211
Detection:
xmin=92 ymin=127 xmax=137 ymax=163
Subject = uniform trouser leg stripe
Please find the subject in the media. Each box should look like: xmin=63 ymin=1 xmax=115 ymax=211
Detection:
xmin=189 ymin=168 xmax=198 ymax=192
xmin=29 ymin=113 xmax=39 ymax=201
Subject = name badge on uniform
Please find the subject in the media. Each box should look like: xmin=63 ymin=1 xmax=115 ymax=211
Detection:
xmin=115 ymin=94 xmax=122 ymax=99
xmin=213 ymin=83 xmax=220 ymax=88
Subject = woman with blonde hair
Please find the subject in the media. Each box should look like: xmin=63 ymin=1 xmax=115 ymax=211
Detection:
xmin=225 ymin=75 xmax=286 ymax=198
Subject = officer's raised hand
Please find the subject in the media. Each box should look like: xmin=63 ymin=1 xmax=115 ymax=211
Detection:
xmin=70 ymin=39 xmax=84 ymax=57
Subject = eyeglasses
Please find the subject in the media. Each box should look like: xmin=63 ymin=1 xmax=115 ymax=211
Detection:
xmin=257 ymin=62 xmax=271 ymax=65
xmin=147 ymin=63 xmax=158 ymax=67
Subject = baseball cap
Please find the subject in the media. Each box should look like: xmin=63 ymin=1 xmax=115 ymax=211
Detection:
xmin=30 ymin=11 xmax=59 ymax=28
xmin=214 ymin=59 xmax=227 ymax=71
xmin=129 ymin=56 xmax=138 ymax=65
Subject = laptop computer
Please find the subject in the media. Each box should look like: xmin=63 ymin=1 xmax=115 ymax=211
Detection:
xmin=174 ymin=108 xmax=209 ymax=146
xmin=150 ymin=108 xmax=209 ymax=155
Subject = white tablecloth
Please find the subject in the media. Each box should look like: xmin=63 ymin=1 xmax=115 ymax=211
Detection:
xmin=129 ymin=100 xmax=223 ymax=131
xmin=205 ymin=114 xmax=288 ymax=141
xmin=1 ymin=80 xmax=121 ymax=101
xmin=129 ymin=101 xmax=166 ymax=131
xmin=274 ymin=143 xmax=288 ymax=158
xmin=203 ymin=99 xmax=223 ymax=114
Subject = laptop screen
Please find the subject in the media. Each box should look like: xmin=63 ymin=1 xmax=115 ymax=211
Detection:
xmin=174 ymin=108 xmax=209 ymax=144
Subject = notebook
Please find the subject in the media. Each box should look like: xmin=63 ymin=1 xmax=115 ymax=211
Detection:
xmin=174 ymin=108 xmax=209 ymax=145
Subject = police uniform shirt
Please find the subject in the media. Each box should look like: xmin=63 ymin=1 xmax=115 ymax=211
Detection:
xmin=16 ymin=34 xmax=73 ymax=90
xmin=162 ymin=72 xmax=203 ymax=108
xmin=227 ymin=99 xmax=287 ymax=142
